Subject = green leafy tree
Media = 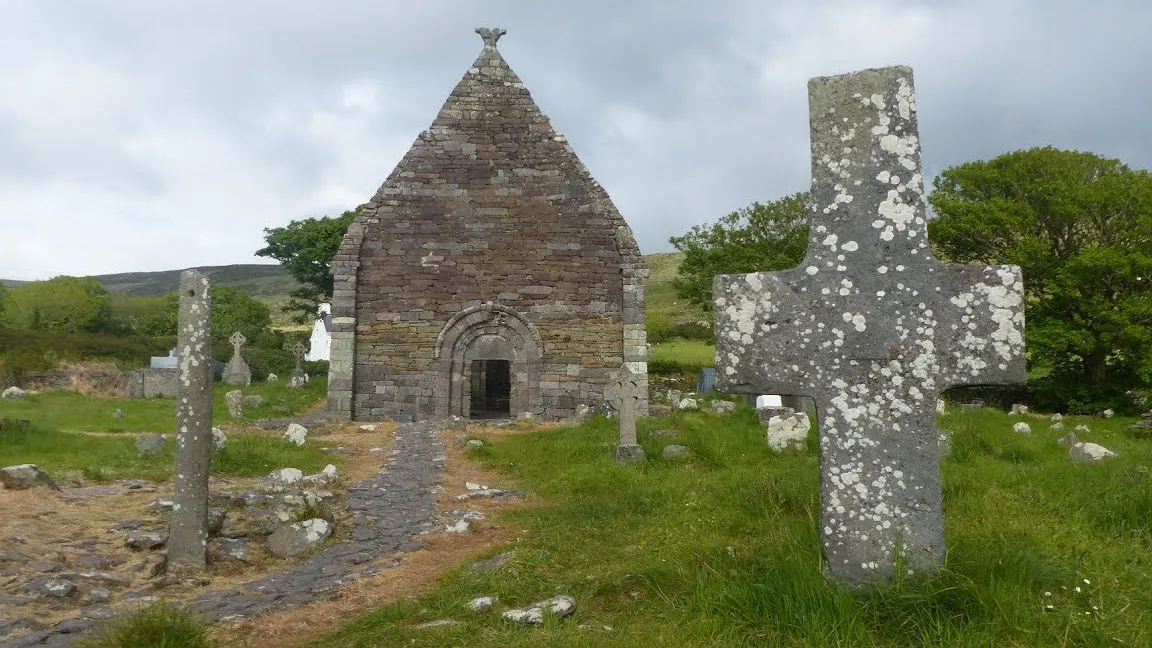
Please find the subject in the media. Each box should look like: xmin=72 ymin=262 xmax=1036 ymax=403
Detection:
xmin=669 ymin=192 xmax=810 ymax=311
xmin=138 ymin=285 xmax=271 ymax=342
xmin=0 ymin=283 xmax=8 ymax=326
xmin=4 ymin=276 xmax=113 ymax=333
xmin=256 ymin=205 xmax=365 ymax=322
xmin=928 ymin=146 xmax=1152 ymax=412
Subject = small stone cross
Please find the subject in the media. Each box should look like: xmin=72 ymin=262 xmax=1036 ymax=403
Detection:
xmin=713 ymin=66 xmax=1026 ymax=587
xmin=475 ymin=27 xmax=506 ymax=48
xmin=228 ymin=332 xmax=246 ymax=357
xmin=292 ymin=342 xmax=307 ymax=370
xmin=605 ymin=364 xmax=645 ymax=464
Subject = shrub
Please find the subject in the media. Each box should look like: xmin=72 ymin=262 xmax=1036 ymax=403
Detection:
xmin=77 ymin=602 xmax=216 ymax=648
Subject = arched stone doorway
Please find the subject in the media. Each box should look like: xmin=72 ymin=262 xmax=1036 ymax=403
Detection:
xmin=434 ymin=304 xmax=542 ymax=419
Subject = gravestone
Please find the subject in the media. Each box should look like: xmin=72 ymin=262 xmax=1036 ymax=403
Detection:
xmin=222 ymin=332 xmax=252 ymax=386
xmin=168 ymin=270 xmax=215 ymax=574
xmin=713 ymin=66 xmax=1025 ymax=587
xmin=289 ymin=342 xmax=307 ymax=388
xmin=605 ymin=363 xmax=645 ymax=464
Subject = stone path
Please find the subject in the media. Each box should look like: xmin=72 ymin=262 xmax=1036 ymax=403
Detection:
xmin=1 ymin=419 xmax=446 ymax=648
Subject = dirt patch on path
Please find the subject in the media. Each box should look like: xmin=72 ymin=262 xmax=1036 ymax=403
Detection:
xmin=211 ymin=422 xmax=543 ymax=648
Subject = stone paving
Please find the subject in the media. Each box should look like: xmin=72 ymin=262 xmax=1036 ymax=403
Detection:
xmin=0 ymin=419 xmax=446 ymax=648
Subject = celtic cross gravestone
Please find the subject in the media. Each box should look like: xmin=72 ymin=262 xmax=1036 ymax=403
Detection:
xmin=713 ymin=66 xmax=1026 ymax=586
xmin=222 ymin=331 xmax=251 ymax=386
xmin=289 ymin=341 xmax=308 ymax=388
xmin=605 ymin=363 xmax=645 ymax=464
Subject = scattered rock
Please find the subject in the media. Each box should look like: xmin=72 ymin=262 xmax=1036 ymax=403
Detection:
xmin=469 ymin=552 xmax=514 ymax=573
xmin=1070 ymin=442 xmax=1118 ymax=463
xmin=1099 ymin=409 xmax=1115 ymax=418
xmin=289 ymin=374 xmax=307 ymax=388
xmin=455 ymin=488 xmax=526 ymax=501
xmin=415 ymin=619 xmax=460 ymax=629
xmin=938 ymin=428 xmax=953 ymax=456
xmin=113 ymin=408 xmax=124 ymax=419
xmin=88 ymin=588 xmax=111 ymax=604
xmin=444 ymin=511 xmax=485 ymax=533
xmin=358 ymin=424 xmax=378 ymax=433
xmin=54 ymin=618 xmax=94 ymax=634
xmin=756 ymin=406 xmax=793 ymax=426
xmin=647 ymin=429 xmax=679 ymax=438
xmin=1 ymin=386 xmax=25 ymax=399
xmin=74 ymin=554 xmax=126 ymax=570
xmin=134 ymin=555 xmax=166 ymax=578
xmin=1051 ymin=413 xmax=1064 ymax=423
xmin=62 ymin=571 xmax=130 ymax=587
xmin=244 ymin=395 xmax=265 ymax=408
xmin=502 ymin=595 xmax=577 ymax=626
xmin=710 ymin=400 xmax=736 ymax=414
xmin=516 ymin=412 xmax=534 ymax=423
xmin=303 ymin=464 xmax=339 ymax=486
xmin=0 ymin=551 xmax=30 ymax=564
xmin=1058 ymin=432 xmax=1080 ymax=448
xmin=467 ymin=596 xmax=496 ymax=612
xmin=614 ymin=444 xmax=646 ymax=465
xmin=1074 ymin=424 xmax=1090 ymax=433
xmin=465 ymin=481 xmax=489 ymax=490
xmin=264 ymin=468 xmax=304 ymax=491
xmin=108 ymin=520 xmax=142 ymax=532
xmin=465 ymin=439 xmax=484 ymax=451
xmin=226 ymin=390 xmax=244 ymax=419
xmin=207 ymin=507 xmax=227 ymax=535
xmin=573 ymin=404 xmax=591 ymax=421
xmin=1010 ymin=403 xmax=1029 ymax=415
xmin=1013 ymin=422 xmax=1032 ymax=435
xmin=1050 ymin=422 xmax=1065 ymax=431
xmin=0 ymin=618 xmax=32 ymax=636
xmin=0 ymin=464 xmax=60 ymax=491
xmin=766 ymin=410 xmax=810 ymax=452
xmin=677 ymin=398 xmax=698 ymax=410
xmin=284 ymin=423 xmax=308 ymax=446
xmin=271 ymin=404 xmax=290 ymax=413
xmin=125 ymin=530 xmax=167 ymax=550
xmin=267 ymin=373 xmax=279 ymax=383
xmin=663 ymin=445 xmax=689 ymax=459
xmin=211 ymin=427 xmax=228 ymax=452
xmin=209 ymin=538 xmax=252 ymax=563
xmin=147 ymin=497 xmax=176 ymax=512
xmin=23 ymin=578 xmax=75 ymax=598
xmin=28 ymin=562 xmax=61 ymax=573
xmin=135 ymin=433 xmax=167 ymax=456
xmin=266 ymin=518 xmax=332 ymax=558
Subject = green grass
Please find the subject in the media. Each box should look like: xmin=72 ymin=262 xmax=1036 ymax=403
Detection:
xmin=650 ymin=338 xmax=716 ymax=375
xmin=0 ymin=418 xmax=333 ymax=485
xmin=0 ymin=377 xmax=328 ymax=434
xmin=645 ymin=252 xmax=709 ymax=325
xmin=306 ymin=406 xmax=1152 ymax=647
xmin=77 ymin=602 xmax=216 ymax=648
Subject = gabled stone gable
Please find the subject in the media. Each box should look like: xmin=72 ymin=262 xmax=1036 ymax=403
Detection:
xmin=329 ymin=28 xmax=647 ymax=422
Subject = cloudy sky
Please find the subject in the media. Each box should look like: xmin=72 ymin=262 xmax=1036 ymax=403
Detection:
xmin=1 ymin=0 xmax=1149 ymax=280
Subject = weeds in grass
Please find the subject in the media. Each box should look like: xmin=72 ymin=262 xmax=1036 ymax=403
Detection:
xmin=76 ymin=602 xmax=216 ymax=648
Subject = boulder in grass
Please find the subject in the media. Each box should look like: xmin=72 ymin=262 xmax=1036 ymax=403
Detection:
xmin=284 ymin=423 xmax=308 ymax=446
xmin=1 ymin=464 xmax=60 ymax=491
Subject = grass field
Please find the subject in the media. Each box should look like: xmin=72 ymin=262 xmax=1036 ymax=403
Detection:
xmin=303 ymin=406 xmax=1151 ymax=648
xmin=0 ymin=418 xmax=333 ymax=484
xmin=649 ymin=339 xmax=716 ymax=375
xmin=0 ymin=378 xmax=328 ymax=434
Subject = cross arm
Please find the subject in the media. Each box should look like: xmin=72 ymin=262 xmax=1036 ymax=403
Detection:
xmin=933 ymin=263 xmax=1027 ymax=389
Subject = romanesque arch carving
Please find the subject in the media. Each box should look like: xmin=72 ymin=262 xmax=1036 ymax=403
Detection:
xmin=433 ymin=303 xmax=543 ymax=418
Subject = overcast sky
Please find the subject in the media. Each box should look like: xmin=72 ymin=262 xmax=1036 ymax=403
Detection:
xmin=1 ymin=0 xmax=1149 ymax=280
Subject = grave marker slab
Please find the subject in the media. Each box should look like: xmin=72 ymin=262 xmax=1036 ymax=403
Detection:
xmin=169 ymin=270 xmax=214 ymax=574
xmin=713 ymin=66 xmax=1025 ymax=586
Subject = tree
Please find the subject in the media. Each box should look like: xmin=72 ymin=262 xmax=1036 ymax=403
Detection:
xmin=928 ymin=146 xmax=1152 ymax=412
xmin=256 ymin=205 xmax=365 ymax=322
xmin=0 ymin=283 xmax=7 ymax=326
xmin=139 ymin=285 xmax=271 ymax=342
xmin=4 ymin=276 xmax=113 ymax=333
xmin=669 ymin=193 xmax=810 ymax=311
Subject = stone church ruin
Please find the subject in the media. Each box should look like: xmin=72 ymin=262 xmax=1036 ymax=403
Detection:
xmin=328 ymin=27 xmax=648 ymax=422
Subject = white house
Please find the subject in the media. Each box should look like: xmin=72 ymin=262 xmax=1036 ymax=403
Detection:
xmin=305 ymin=303 xmax=333 ymax=361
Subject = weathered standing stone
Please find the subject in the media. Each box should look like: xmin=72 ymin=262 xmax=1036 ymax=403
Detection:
xmin=284 ymin=423 xmax=308 ymax=446
xmin=222 ymin=331 xmax=252 ymax=386
xmin=605 ymin=364 xmax=645 ymax=464
xmin=135 ymin=433 xmax=167 ymax=456
xmin=1013 ymin=422 xmax=1032 ymax=435
xmin=1058 ymin=431 xmax=1080 ymax=447
xmin=1 ymin=386 xmax=25 ymax=399
xmin=168 ymin=270 xmax=214 ymax=575
xmin=711 ymin=400 xmax=736 ymax=414
xmin=244 ymin=395 xmax=265 ymax=408
xmin=766 ymin=410 xmax=811 ymax=452
xmin=211 ymin=427 xmax=227 ymax=452
xmin=713 ymin=67 xmax=1026 ymax=587
xmin=225 ymin=390 xmax=244 ymax=419
xmin=265 ymin=518 xmax=332 ymax=558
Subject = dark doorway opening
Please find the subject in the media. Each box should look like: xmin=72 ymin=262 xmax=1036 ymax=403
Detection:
xmin=470 ymin=359 xmax=511 ymax=419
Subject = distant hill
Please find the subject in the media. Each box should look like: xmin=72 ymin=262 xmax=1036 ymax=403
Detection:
xmin=2 ymin=264 xmax=300 ymax=298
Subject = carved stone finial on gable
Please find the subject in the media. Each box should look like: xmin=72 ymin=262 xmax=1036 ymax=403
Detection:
xmin=475 ymin=27 xmax=507 ymax=48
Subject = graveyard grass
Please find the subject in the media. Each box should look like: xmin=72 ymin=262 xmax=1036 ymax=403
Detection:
xmin=307 ymin=406 xmax=1151 ymax=648
xmin=0 ymin=377 xmax=329 ymax=434
xmin=0 ymin=378 xmax=332 ymax=484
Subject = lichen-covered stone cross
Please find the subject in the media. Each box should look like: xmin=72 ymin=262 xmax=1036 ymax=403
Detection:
xmin=228 ymin=331 xmax=246 ymax=358
xmin=605 ymin=363 xmax=645 ymax=464
xmin=292 ymin=341 xmax=306 ymax=370
xmin=713 ymin=66 xmax=1025 ymax=587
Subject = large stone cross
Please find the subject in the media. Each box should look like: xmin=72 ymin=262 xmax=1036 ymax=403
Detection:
xmin=605 ymin=363 xmax=645 ymax=464
xmin=714 ymin=66 xmax=1025 ymax=587
xmin=228 ymin=332 xmax=246 ymax=358
xmin=291 ymin=342 xmax=307 ymax=371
